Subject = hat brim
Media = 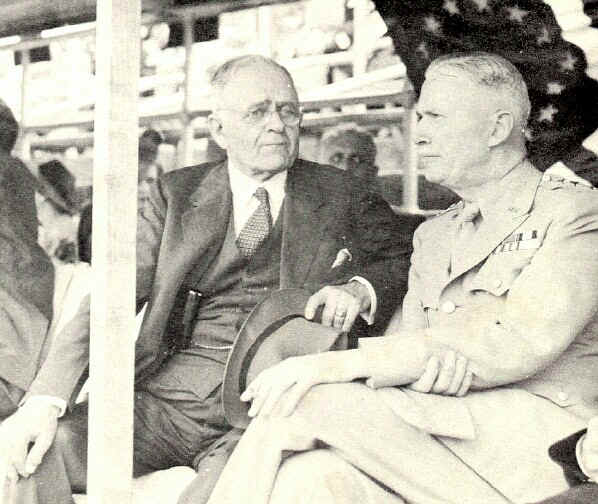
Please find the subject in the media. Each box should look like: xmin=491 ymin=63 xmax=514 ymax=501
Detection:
xmin=222 ymin=288 xmax=312 ymax=429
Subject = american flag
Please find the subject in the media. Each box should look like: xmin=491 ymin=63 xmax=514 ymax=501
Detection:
xmin=374 ymin=0 xmax=598 ymax=176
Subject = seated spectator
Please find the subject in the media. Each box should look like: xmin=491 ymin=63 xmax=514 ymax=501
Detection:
xmin=138 ymin=128 xmax=164 ymax=211
xmin=77 ymin=128 xmax=165 ymax=264
xmin=319 ymin=123 xmax=378 ymax=188
xmin=35 ymin=160 xmax=79 ymax=264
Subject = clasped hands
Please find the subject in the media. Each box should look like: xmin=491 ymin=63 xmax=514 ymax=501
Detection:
xmin=242 ymin=282 xmax=473 ymax=419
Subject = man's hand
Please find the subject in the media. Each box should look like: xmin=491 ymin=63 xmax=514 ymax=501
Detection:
xmin=241 ymin=350 xmax=367 ymax=419
xmin=0 ymin=401 xmax=60 ymax=483
xmin=408 ymin=351 xmax=473 ymax=397
xmin=305 ymin=282 xmax=370 ymax=333
xmin=580 ymin=416 xmax=598 ymax=481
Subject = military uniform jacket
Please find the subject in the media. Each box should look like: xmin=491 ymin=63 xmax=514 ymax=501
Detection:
xmin=362 ymin=159 xmax=598 ymax=427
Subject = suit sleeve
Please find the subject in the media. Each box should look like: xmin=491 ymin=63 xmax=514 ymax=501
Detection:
xmin=360 ymin=195 xmax=598 ymax=388
xmin=333 ymin=186 xmax=421 ymax=332
xmin=26 ymin=294 xmax=91 ymax=405
xmin=549 ymin=429 xmax=590 ymax=487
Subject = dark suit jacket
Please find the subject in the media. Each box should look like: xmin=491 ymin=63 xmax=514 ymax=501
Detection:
xmin=30 ymin=158 xmax=414 ymax=402
xmin=534 ymin=429 xmax=597 ymax=504
xmin=0 ymin=152 xmax=54 ymax=399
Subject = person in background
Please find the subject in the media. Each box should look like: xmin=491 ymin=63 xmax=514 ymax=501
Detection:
xmin=319 ymin=123 xmax=378 ymax=189
xmin=35 ymin=160 xmax=79 ymax=264
xmin=77 ymin=128 xmax=164 ymax=264
xmin=137 ymin=128 xmax=164 ymax=211
xmin=0 ymin=99 xmax=58 ymax=495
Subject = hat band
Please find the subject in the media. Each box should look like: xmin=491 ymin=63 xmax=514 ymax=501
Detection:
xmin=238 ymin=314 xmax=301 ymax=394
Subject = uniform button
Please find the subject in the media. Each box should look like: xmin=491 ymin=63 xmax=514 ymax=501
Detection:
xmin=440 ymin=301 xmax=456 ymax=314
xmin=493 ymin=279 xmax=502 ymax=288
xmin=557 ymin=391 xmax=569 ymax=402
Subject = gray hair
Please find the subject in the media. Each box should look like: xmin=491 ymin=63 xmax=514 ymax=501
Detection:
xmin=210 ymin=55 xmax=296 ymax=104
xmin=426 ymin=52 xmax=531 ymax=128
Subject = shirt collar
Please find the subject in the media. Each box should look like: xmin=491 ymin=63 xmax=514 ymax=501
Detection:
xmin=227 ymin=159 xmax=287 ymax=209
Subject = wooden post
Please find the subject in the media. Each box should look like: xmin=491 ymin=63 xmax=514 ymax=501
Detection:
xmin=179 ymin=13 xmax=195 ymax=167
xmin=401 ymin=86 xmax=419 ymax=213
xmin=87 ymin=0 xmax=140 ymax=502
xmin=18 ymin=48 xmax=30 ymax=161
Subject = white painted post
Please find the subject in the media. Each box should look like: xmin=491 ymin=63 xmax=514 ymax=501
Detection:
xmin=179 ymin=13 xmax=195 ymax=167
xmin=401 ymin=86 xmax=419 ymax=213
xmin=18 ymin=48 xmax=31 ymax=161
xmin=87 ymin=0 xmax=140 ymax=502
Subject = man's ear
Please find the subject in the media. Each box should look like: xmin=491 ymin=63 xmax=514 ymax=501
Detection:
xmin=488 ymin=110 xmax=514 ymax=148
xmin=207 ymin=114 xmax=227 ymax=150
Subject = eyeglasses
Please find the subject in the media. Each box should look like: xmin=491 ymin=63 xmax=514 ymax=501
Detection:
xmin=215 ymin=101 xmax=302 ymax=127
xmin=329 ymin=152 xmax=369 ymax=167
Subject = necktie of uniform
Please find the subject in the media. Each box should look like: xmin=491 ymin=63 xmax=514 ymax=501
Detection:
xmin=236 ymin=187 xmax=272 ymax=259
xmin=450 ymin=202 xmax=481 ymax=270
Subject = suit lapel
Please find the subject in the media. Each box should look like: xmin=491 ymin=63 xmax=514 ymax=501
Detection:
xmin=280 ymin=162 xmax=328 ymax=288
xmin=449 ymin=161 xmax=542 ymax=282
xmin=177 ymin=162 xmax=232 ymax=284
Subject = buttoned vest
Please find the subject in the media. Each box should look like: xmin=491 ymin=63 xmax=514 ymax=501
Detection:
xmin=185 ymin=206 xmax=283 ymax=349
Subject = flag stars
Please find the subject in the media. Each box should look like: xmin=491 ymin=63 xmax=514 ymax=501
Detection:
xmin=470 ymin=0 xmax=490 ymax=12
xmin=443 ymin=0 xmax=460 ymax=15
xmin=537 ymin=26 xmax=551 ymax=45
xmin=547 ymin=82 xmax=565 ymax=95
xmin=424 ymin=16 xmax=442 ymax=34
xmin=559 ymin=52 xmax=577 ymax=71
xmin=538 ymin=104 xmax=558 ymax=123
xmin=507 ymin=5 xmax=528 ymax=23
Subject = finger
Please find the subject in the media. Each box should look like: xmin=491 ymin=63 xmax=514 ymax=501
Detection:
xmin=256 ymin=380 xmax=296 ymax=418
xmin=241 ymin=377 xmax=261 ymax=402
xmin=320 ymin=295 xmax=338 ymax=327
xmin=432 ymin=351 xmax=456 ymax=394
xmin=24 ymin=433 xmax=54 ymax=477
xmin=446 ymin=355 xmax=468 ymax=395
xmin=456 ymin=369 xmax=473 ymax=397
xmin=341 ymin=302 xmax=360 ymax=333
xmin=305 ymin=290 xmax=327 ymax=320
xmin=281 ymin=382 xmax=313 ymax=417
xmin=247 ymin=384 xmax=271 ymax=418
xmin=409 ymin=356 xmax=440 ymax=393
xmin=10 ymin=442 xmax=29 ymax=478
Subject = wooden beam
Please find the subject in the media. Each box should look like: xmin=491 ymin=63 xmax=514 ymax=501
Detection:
xmin=87 ymin=0 xmax=140 ymax=502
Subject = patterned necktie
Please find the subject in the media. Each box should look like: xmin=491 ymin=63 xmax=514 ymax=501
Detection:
xmin=450 ymin=202 xmax=481 ymax=271
xmin=236 ymin=187 xmax=272 ymax=259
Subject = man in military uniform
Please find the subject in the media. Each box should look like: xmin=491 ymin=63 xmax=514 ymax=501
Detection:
xmin=205 ymin=52 xmax=598 ymax=504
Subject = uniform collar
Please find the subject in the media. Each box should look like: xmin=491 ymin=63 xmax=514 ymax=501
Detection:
xmin=472 ymin=159 xmax=542 ymax=222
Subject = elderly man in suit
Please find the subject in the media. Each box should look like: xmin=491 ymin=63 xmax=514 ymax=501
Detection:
xmin=205 ymin=52 xmax=598 ymax=504
xmin=0 ymin=55 xmax=412 ymax=504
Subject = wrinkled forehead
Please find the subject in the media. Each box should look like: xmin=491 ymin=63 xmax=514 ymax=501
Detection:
xmin=420 ymin=71 xmax=494 ymax=110
xmin=217 ymin=63 xmax=298 ymax=109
